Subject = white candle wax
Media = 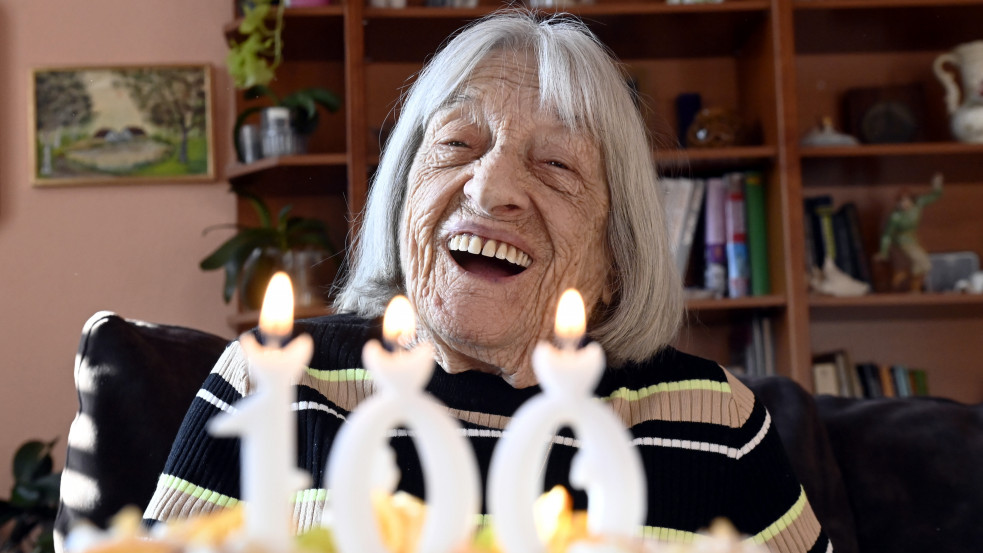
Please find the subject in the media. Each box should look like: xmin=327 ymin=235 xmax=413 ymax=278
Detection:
xmin=488 ymin=290 xmax=646 ymax=553
xmin=325 ymin=296 xmax=480 ymax=553
xmin=209 ymin=273 xmax=312 ymax=553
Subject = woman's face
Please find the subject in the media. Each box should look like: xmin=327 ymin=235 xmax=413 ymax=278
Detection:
xmin=400 ymin=50 xmax=611 ymax=388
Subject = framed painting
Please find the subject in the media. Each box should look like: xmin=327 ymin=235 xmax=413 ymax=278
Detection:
xmin=30 ymin=64 xmax=215 ymax=186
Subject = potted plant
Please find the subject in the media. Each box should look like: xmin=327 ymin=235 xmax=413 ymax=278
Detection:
xmin=226 ymin=0 xmax=341 ymax=162
xmin=200 ymin=193 xmax=338 ymax=310
xmin=0 ymin=440 xmax=60 ymax=553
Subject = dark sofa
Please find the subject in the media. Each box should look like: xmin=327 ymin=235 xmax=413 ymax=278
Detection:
xmin=55 ymin=311 xmax=983 ymax=553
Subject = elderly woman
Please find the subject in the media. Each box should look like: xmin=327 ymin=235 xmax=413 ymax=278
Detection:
xmin=145 ymin=11 xmax=829 ymax=553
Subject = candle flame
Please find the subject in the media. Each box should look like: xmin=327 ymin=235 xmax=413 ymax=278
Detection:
xmin=555 ymin=289 xmax=585 ymax=348
xmin=383 ymin=295 xmax=415 ymax=349
xmin=259 ymin=272 xmax=294 ymax=342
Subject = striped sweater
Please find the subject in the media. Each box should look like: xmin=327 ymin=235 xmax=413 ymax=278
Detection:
xmin=144 ymin=314 xmax=830 ymax=552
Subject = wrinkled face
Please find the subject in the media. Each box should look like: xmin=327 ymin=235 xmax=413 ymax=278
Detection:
xmin=400 ymin=50 xmax=611 ymax=388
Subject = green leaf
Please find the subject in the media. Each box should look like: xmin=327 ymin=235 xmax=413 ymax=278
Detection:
xmin=11 ymin=483 xmax=41 ymax=508
xmin=244 ymin=84 xmax=278 ymax=103
xmin=32 ymin=528 xmax=55 ymax=553
xmin=32 ymin=473 xmax=61 ymax=506
xmin=200 ymin=227 xmax=278 ymax=271
xmin=12 ymin=441 xmax=47 ymax=484
xmin=304 ymin=88 xmax=341 ymax=112
xmin=243 ymin=193 xmax=274 ymax=229
xmin=0 ymin=500 xmax=20 ymax=525
xmin=238 ymin=4 xmax=271 ymax=35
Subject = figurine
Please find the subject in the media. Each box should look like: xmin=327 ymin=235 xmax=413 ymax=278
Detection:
xmin=875 ymin=173 xmax=944 ymax=292
xmin=810 ymin=257 xmax=870 ymax=297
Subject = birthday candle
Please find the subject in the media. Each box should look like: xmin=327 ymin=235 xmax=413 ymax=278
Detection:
xmin=209 ymin=272 xmax=313 ymax=553
xmin=325 ymin=296 xmax=480 ymax=553
xmin=488 ymin=289 xmax=647 ymax=553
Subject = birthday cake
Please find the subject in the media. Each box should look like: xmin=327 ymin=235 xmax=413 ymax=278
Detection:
xmin=62 ymin=487 xmax=763 ymax=553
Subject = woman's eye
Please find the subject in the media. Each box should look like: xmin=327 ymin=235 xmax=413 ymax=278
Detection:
xmin=547 ymin=160 xmax=569 ymax=170
xmin=444 ymin=140 xmax=469 ymax=148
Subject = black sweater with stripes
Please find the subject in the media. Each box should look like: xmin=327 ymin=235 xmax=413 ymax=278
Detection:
xmin=144 ymin=314 xmax=829 ymax=552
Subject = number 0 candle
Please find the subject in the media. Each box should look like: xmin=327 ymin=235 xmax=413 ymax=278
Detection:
xmin=488 ymin=289 xmax=647 ymax=553
xmin=325 ymin=295 xmax=480 ymax=553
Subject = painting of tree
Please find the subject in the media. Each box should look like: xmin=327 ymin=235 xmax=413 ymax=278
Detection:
xmin=30 ymin=65 xmax=213 ymax=186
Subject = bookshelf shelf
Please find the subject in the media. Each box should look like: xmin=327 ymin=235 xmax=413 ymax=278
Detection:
xmin=657 ymin=146 xmax=778 ymax=168
xmin=226 ymin=154 xmax=349 ymax=195
xmin=800 ymin=143 xmax=983 ymax=159
xmin=687 ymin=295 xmax=785 ymax=312
xmin=809 ymin=293 xmax=983 ymax=320
xmin=793 ymin=0 xmax=982 ymax=10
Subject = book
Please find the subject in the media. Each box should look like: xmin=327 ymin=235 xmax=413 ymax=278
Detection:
xmin=662 ymin=177 xmax=692 ymax=275
xmin=891 ymin=365 xmax=912 ymax=397
xmin=831 ymin=208 xmax=857 ymax=280
xmin=760 ymin=315 xmax=775 ymax=376
xmin=878 ymin=364 xmax=897 ymax=397
xmin=678 ymin=178 xmax=707 ymax=282
xmin=703 ymin=177 xmax=728 ymax=297
xmin=803 ymin=195 xmax=834 ymax=267
xmin=856 ymin=362 xmax=883 ymax=398
xmin=724 ymin=172 xmax=749 ymax=298
xmin=744 ymin=171 xmax=770 ymax=296
xmin=909 ymin=368 xmax=930 ymax=396
xmin=750 ymin=315 xmax=765 ymax=377
xmin=812 ymin=360 xmax=840 ymax=396
xmin=813 ymin=350 xmax=858 ymax=397
xmin=838 ymin=202 xmax=872 ymax=285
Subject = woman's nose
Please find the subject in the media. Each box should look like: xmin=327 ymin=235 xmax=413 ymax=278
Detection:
xmin=463 ymin=148 xmax=531 ymax=218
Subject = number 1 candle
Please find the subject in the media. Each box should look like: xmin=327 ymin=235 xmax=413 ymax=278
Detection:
xmin=209 ymin=272 xmax=313 ymax=553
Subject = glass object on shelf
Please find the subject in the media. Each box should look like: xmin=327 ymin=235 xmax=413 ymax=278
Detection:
xmin=241 ymin=246 xmax=329 ymax=311
xmin=238 ymin=123 xmax=262 ymax=164
xmin=261 ymin=107 xmax=298 ymax=158
xmin=686 ymin=107 xmax=749 ymax=149
xmin=800 ymin=117 xmax=859 ymax=148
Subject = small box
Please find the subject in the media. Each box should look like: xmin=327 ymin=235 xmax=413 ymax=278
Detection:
xmin=927 ymin=251 xmax=980 ymax=292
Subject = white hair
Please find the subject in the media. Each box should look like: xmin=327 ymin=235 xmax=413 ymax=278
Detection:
xmin=333 ymin=10 xmax=683 ymax=366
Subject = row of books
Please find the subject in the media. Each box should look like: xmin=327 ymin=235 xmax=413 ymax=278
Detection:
xmin=730 ymin=314 xmax=776 ymax=378
xmin=812 ymin=350 xmax=930 ymax=398
xmin=662 ymin=171 xmax=770 ymax=298
xmin=803 ymin=195 xmax=872 ymax=286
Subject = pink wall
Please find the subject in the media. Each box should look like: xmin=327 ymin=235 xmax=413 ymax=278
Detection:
xmin=0 ymin=0 xmax=239 ymax=491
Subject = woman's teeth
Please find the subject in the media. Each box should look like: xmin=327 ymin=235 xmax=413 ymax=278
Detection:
xmin=448 ymin=234 xmax=531 ymax=268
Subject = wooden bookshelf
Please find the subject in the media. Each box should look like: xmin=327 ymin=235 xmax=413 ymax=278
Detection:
xmin=222 ymin=0 xmax=983 ymax=403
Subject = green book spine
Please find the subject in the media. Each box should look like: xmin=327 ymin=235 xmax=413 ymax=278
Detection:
xmin=744 ymin=171 xmax=770 ymax=296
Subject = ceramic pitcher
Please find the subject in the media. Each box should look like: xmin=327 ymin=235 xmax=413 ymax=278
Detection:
xmin=934 ymin=40 xmax=983 ymax=143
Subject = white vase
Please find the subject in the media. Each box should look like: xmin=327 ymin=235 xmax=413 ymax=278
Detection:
xmin=934 ymin=40 xmax=983 ymax=143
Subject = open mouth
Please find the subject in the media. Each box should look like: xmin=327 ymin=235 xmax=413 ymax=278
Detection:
xmin=448 ymin=233 xmax=531 ymax=278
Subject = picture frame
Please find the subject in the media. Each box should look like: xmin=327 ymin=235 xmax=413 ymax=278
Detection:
xmin=29 ymin=64 xmax=215 ymax=186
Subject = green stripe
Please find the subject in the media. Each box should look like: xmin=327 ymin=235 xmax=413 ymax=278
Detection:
xmin=161 ymin=474 xmax=239 ymax=508
xmin=292 ymin=488 xmax=329 ymax=504
xmin=750 ymin=486 xmax=808 ymax=545
xmin=604 ymin=379 xmax=731 ymax=402
xmin=305 ymin=367 xmax=373 ymax=382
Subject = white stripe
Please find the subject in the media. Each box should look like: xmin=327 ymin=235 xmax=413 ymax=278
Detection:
xmin=293 ymin=400 xmax=347 ymax=421
xmin=60 ymin=468 xmax=101 ymax=510
xmin=196 ymin=389 xmax=235 ymax=413
xmin=827 ymin=540 xmax=834 ymax=553
xmin=631 ymin=411 xmax=772 ymax=459
xmin=281 ymin=403 xmax=771 ymax=459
